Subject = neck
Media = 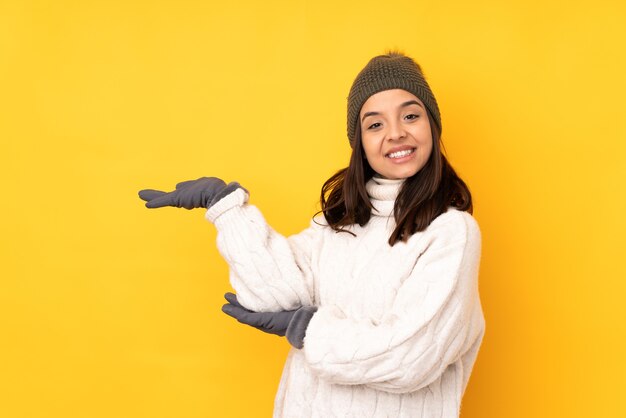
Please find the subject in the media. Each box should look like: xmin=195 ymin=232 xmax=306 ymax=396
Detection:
xmin=366 ymin=176 xmax=404 ymax=217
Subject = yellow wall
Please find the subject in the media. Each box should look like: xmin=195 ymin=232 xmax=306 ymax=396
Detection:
xmin=1 ymin=1 xmax=625 ymax=417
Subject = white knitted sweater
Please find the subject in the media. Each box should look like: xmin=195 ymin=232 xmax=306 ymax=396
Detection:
xmin=205 ymin=176 xmax=485 ymax=418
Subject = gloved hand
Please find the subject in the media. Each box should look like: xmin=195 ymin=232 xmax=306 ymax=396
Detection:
xmin=138 ymin=177 xmax=246 ymax=210
xmin=221 ymin=292 xmax=317 ymax=349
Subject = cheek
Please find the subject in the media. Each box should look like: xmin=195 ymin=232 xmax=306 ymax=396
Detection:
xmin=423 ymin=137 xmax=433 ymax=153
xmin=414 ymin=131 xmax=433 ymax=154
xmin=418 ymin=141 xmax=433 ymax=162
xmin=361 ymin=136 xmax=381 ymax=160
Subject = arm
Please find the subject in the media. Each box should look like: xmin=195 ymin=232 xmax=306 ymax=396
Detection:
xmin=206 ymin=188 xmax=320 ymax=312
xmin=301 ymin=211 xmax=486 ymax=393
xmin=139 ymin=177 xmax=319 ymax=313
xmin=221 ymin=292 xmax=318 ymax=349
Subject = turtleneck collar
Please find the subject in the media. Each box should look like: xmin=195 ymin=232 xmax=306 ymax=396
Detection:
xmin=365 ymin=175 xmax=404 ymax=217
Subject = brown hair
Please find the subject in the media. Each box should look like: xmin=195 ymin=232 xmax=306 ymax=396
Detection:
xmin=318 ymin=110 xmax=473 ymax=246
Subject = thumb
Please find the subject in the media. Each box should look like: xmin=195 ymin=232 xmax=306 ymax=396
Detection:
xmin=224 ymin=292 xmax=246 ymax=309
xmin=138 ymin=189 xmax=166 ymax=202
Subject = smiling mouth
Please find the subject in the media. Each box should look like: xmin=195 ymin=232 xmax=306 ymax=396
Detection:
xmin=386 ymin=148 xmax=415 ymax=159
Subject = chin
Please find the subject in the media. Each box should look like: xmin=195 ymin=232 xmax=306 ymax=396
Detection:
xmin=386 ymin=168 xmax=420 ymax=180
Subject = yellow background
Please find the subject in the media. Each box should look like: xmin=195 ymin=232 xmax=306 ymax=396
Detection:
xmin=1 ymin=0 xmax=625 ymax=417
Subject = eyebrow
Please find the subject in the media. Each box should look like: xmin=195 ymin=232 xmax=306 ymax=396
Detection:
xmin=361 ymin=100 xmax=424 ymax=123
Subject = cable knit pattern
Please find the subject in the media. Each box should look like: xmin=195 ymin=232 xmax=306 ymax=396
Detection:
xmin=205 ymin=176 xmax=485 ymax=417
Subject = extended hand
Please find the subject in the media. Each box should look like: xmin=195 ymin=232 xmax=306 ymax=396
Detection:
xmin=222 ymin=292 xmax=295 ymax=336
xmin=138 ymin=177 xmax=244 ymax=209
xmin=221 ymin=293 xmax=318 ymax=349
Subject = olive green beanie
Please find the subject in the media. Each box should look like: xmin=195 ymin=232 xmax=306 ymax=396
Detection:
xmin=346 ymin=51 xmax=441 ymax=148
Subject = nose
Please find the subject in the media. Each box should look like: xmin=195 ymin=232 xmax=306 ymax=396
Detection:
xmin=386 ymin=120 xmax=406 ymax=141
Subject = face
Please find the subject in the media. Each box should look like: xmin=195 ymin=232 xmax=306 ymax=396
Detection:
xmin=359 ymin=89 xmax=433 ymax=180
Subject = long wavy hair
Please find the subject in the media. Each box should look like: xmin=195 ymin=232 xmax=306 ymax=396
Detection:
xmin=318 ymin=110 xmax=473 ymax=246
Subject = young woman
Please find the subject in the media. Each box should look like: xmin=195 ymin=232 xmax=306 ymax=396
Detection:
xmin=139 ymin=51 xmax=486 ymax=417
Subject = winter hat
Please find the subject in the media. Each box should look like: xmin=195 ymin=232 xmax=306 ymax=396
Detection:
xmin=346 ymin=51 xmax=441 ymax=148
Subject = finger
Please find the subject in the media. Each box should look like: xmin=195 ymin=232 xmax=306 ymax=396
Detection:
xmin=138 ymin=189 xmax=166 ymax=202
xmin=224 ymin=292 xmax=246 ymax=309
xmin=144 ymin=192 xmax=177 ymax=208
xmin=222 ymin=303 xmax=249 ymax=320
xmin=221 ymin=304 xmax=260 ymax=326
xmin=221 ymin=303 xmax=237 ymax=318
xmin=222 ymin=306 xmax=271 ymax=334
xmin=221 ymin=305 xmax=281 ymax=335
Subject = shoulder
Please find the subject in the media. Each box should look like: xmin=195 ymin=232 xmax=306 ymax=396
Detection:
xmin=310 ymin=214 xmax=329 ymax=228
xmin=287 ymin=214 xmax=330 ymax=245
xmin=426 ymin=208 xmax=481 ymax=248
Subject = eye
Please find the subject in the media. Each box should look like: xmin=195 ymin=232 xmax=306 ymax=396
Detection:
xmin=367 ymin=122 xmax=382 ymax=130
xmin=405 ymin=114 xmax=419 ymax=120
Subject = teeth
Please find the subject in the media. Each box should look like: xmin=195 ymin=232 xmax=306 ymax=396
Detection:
xmin=387 ymin=149 xmax=414 ymax=158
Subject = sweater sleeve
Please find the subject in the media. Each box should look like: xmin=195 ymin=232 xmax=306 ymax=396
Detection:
xmin=205 ymin=188 xmax=319 ymax=312
xmin=301 ymin=211 xmax=486 ymax=394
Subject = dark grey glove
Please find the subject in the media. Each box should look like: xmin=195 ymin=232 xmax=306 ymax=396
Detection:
xmin=221 ymin=292 xmax=317 ymax=349
xmin=138 ymin=177 xmax=245 ymax=209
